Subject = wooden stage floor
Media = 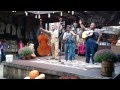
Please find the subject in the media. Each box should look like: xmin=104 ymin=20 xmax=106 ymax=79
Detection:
xmin=2 ymin=55 xmax=120 ymax=79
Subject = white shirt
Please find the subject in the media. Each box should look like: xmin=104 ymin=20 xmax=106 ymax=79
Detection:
xmin=63 ymin=31 xmax=75 ymax=40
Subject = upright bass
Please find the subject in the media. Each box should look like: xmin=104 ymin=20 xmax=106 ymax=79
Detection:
xmin=37 ymin=32 xmax=51 ymax=57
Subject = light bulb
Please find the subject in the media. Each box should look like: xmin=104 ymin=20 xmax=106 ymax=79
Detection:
xmin=35 ymin=15 xmax=37 ymax=19
xmin=12 ymin=11 xmax=16 ymax=12
xmin=48 ymin=13 xmax=50 ymax=18
xmin=119 ymin=21 xmax=120 ymax=24
xmin=38 ymin=15 xmax=41 ymax=19
xmin=60 ymin=12 xmax=63 ymax=16
xmin=68 ymin=11 xmax=70 ymax=13
xmin=25 ymin=11 xmax=28 ymax=16
xmin=72 ymin=11 xmax=74 ymax=15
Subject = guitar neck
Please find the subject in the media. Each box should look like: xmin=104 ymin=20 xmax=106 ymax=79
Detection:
xmin=97 ymin=34 xmax=102 ymax=43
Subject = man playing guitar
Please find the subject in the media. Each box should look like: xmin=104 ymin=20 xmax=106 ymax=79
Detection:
xmin=80 ymin=19 xmax=102 ymax=64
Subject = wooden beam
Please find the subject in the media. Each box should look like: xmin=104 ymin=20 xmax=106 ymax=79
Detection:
xmin=27 ymin=11 xmax=61 ymax=15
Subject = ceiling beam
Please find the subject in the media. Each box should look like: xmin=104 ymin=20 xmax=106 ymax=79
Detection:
xmin=27 ymin=11 xmax=61 ymax=15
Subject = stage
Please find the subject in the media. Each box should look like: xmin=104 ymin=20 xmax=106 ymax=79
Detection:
xmin=2 ymin=55 xmax=120 ymax=79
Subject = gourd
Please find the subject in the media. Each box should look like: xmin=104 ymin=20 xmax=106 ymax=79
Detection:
xmin=35 ymin=74 xmax=45 ymax=79
xmin=29 ymin=70 xmax=40 ymax=79
xmin=24 ymin=76 xmax=30 ymax=79
xmin=31 ymin=54 xmax=36 ymax=58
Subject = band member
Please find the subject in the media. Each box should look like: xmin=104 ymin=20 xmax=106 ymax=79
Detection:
xmin=40 ymin=23 xmax=62 ymax=60
xmin=80 ymin=20 xmax=100 ymax=64
xmin=58 ymin=17 xmax=64 ymax=51
xmin=63 ymin=25 xmax=77 ymax=61
xmin=71 ymin=25 xmax=77 ymax=60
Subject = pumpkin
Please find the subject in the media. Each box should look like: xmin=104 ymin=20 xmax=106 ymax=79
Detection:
xmin=31 ymin=54 xmax=36 ymax=58
xmin=29 ymin=70 xmax=40 ymax=79
xmin=35 ymin=74 xmax=45 ymax=79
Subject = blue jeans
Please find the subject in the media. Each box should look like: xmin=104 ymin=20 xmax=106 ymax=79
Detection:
xmin=85 ymin=38 xmax=98 ymax=64
xmin=65 ymin=43 xmax=75 ymax=61
xmin=72 ymin=43 xmax=76 ymax=60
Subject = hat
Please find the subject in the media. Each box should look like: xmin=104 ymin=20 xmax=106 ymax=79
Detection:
xmin=82 ymin=30 xmax=93 ymax=39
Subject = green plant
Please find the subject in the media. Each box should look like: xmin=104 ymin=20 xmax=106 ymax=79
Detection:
xmin=94 ymin=49 xmax=118 ymax=63
xmin=118 ymin=31 xmax=120 ymax=39
xmin=18 ymin=46 xmax=33 ymax=57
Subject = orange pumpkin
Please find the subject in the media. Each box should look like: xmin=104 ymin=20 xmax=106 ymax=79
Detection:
xmin=29 ymin=70 xmax=40 ymax=79
xmin=31 ymin=54 xmax=36 ymax=58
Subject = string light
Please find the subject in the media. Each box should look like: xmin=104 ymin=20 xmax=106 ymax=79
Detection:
xmin=38 ymin=11 xmax=40 ymax=13
xmin=119 ymin=21 xmax=120 ymax=24
xmin=25 ymin=11 xmax=28 ymax=16
xmin=35 ymin=15 xmax=37 ymax=19
xmin=68 ymin=11 xmax=70 ymax=13
xmin=38 ymin=14 xmax=41 ymax=19
xmin=72 ymin=11 xmax=74 ymax=15
xmin=48 ymin=13 xmax=50 ymax=18
xmin=60 ymin=12 xmax=63 ymax=16
xmin=12 ymin=11 xmax=16 ymax=12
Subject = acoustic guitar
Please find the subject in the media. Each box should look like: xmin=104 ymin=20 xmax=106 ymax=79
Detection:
xmin=82 ymin=30 xmax=94 ymax=39
xmin=82 ymin=30 xmax=103 ymax=44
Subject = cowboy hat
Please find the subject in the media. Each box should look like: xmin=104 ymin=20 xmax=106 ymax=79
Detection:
xmin=82 ymin=30 xmax=94 ymax=39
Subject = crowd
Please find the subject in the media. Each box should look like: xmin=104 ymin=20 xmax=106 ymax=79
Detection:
xmin=0 ymin=39 xmax=8 ymax=64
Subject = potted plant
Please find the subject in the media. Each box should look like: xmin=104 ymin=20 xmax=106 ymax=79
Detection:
xmin=18 ymin=46 xmax=33 ymax=60
xmin=94 ymin=49 xmax=118 ymax=77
